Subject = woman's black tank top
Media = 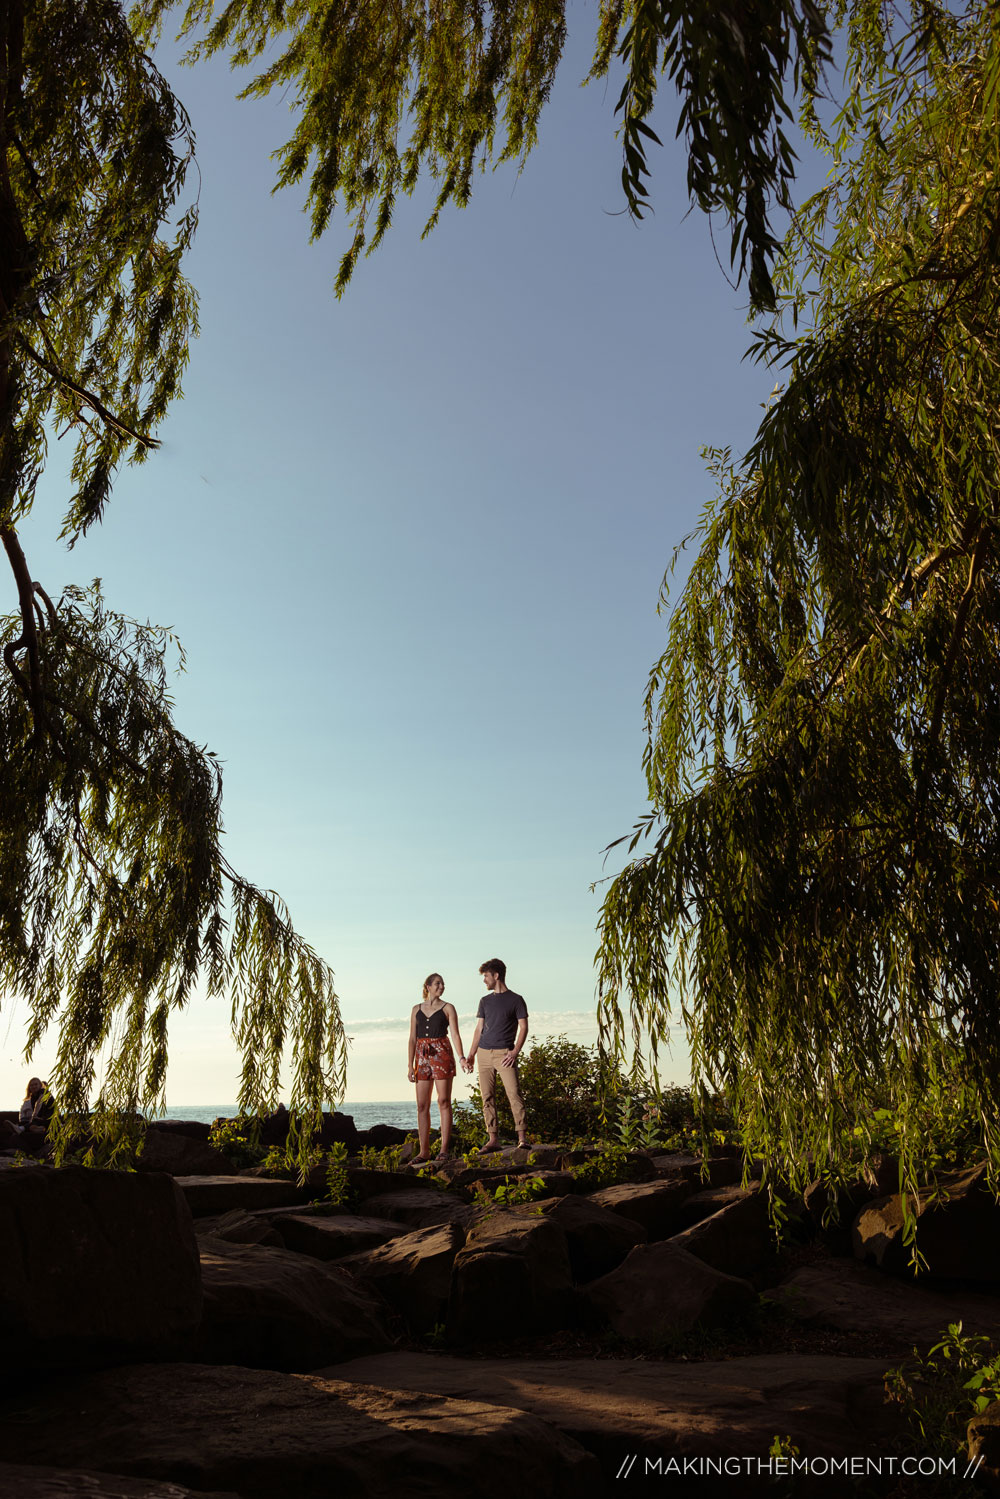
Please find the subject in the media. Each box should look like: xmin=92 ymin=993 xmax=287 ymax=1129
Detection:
xmin=416 ymin=1005 xmax=449 ymax=1039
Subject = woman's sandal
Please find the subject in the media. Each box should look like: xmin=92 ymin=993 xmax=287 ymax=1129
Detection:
xmin=411 ymin=1155 xmax=431 ymax=1165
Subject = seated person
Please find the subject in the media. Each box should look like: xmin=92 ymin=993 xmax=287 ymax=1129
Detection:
xmin=19 ymin=1078 xmax=40 ymax=1127
xmin=0 ymin=1077 xmax=55 ymax=1152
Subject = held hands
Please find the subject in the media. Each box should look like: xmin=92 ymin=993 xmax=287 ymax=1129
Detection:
xmin=461 ymin=1056 xmax=474 ymax=1074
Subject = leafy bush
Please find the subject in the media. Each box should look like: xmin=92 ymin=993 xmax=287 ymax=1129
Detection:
xmin=358 ymin=1143 xmax=405 ymax=1171
xmin=207 ymin=1117 xmax=263 ymax=1167
xmin=454 ymin=1033 xmax=736 ymax=1150
xmin=259 ymin=1144 xmax=296 ymax=1179
xmin=569 ymin=1144 xmax=648 ymax=1191
xmin=493 ymin=1174 xmax=550 ymax=1206
xmin=885 ymin=1323 xmax=1000 ymax=1458
xmin=455 ymin=1034 xmax=620 ymax=1144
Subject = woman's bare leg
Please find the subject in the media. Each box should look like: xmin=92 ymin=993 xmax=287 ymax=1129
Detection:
xmin=436 ymin=1077 xmax=453 ymax=1155
xmin=415 ymin=1078 xmax=433 ymax=1157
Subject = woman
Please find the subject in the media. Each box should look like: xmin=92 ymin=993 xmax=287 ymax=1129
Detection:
xmin=19 ymin=1078 xmax=42 ymax=1128
xmin=407 ymin=973 xmax=466 ymax=1163
xmin=0 ymin=1076 xmax=55 ymax=1153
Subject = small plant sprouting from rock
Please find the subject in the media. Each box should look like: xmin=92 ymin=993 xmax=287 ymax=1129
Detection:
xmin=358 ymin=1143 xmax=404 ymax=1172
xmin=325 ymin=1142 xmax=350 ymax=1206
xmin=493 ymin=1175 xmax=549 ymax=1207
xmin=570 ymin=1145 xmax=641 ymax=1191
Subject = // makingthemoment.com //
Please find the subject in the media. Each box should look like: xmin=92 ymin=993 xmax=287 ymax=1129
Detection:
xmin=614 ymin=1454 xmax=985 ymax=1480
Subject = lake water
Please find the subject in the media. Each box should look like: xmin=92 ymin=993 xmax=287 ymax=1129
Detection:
xmin=162 ymin=1101 xmax=420 ymax=1131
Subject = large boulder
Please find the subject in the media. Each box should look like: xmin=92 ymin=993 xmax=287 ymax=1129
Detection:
xmin=0 ymin=1363 xmax=603 ymax=1499
xmin=136 ymin=1130 xmax=240 ymax=1177
xmin=354 ymin=1123 xmax=409 ymax=1148
xmin=650 ymin=1150 xmax=748 ymax=1188
xmin=192 ymin=1209 xmax=284 ymax=1247
xmin=361 ymin=1187 xmax=477 ymax=1230
xmin=346 ymin=1168 xmax=439 ymax=1201
xmin=146 ymin=1119 xmax=213 ymax=1142
xmin=532 ymin=1193 xmax=646 ymax=1282
xmin=315 ymin=1111 xmax=361 ymax=1152
xmin=174 ymin=1175 xmax=307 ymax=1217
xmin=449 ymin=1211 xmax=573 ymax=1339
xmin=670 ymin=1184 xmax=775 ymax=1278
xmin=853 ymin=1163 xmax=1000 ymax=1280
xmin=342 ymin=1222 xmax=465 ymax=1333
xmin=769 ymin=1258 xmax=1000 ymax=1344
xmin=0 ymin=1166 xmax=201 ymax=1374
xmin=274 ymin=1212 xmax=408 ymax=1260
xmin=334 ymin=1351 xmax=904 ymax=1467
xmin=585 ymin=1241 xmax=756 ymax=1347
xmin=589 ymin=1178 xmax=695 ymax=1240
xmin=196 ymin=1235 xmax=390 ymax=1370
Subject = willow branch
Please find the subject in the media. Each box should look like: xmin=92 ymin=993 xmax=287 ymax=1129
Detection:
xmin=1 ymin=521 xmax=43 ymax=714
xmin=20 ymin=340 xmax=160 ymax=450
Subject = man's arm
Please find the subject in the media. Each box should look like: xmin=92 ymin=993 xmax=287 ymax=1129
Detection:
xmin=502 ymin=1016 xmax=528 ymax=1068
xmin=464 ymin=1018 xmax=483 ymax=1073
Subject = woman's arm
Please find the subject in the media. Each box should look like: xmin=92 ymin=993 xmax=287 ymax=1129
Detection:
xmin=445 ymin=1003 xmax=465 ymax=1065
xmin=407 ymin=1007 xmax=418 ymax=1080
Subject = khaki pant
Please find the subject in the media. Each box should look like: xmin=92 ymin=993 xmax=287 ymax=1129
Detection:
xmin=478 ymin=1047 xmax=527 ymax=1137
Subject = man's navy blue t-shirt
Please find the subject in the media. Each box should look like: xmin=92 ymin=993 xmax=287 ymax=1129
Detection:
xmin=476 ymin=990 xmax=528 ymax=1050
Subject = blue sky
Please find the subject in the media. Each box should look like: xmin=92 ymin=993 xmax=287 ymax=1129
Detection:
xmin=0 ymin=15 xmax=780 ymax=1105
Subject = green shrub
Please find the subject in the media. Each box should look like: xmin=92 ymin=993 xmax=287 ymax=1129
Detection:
xmin=260 ymin=1144 xmax=296 ymax=1179
xmin=457 ymin=1034 xmax=620 ymax=1144
xmin=493 ymin=1174 xmax=550 ymax=1206
xmin=207 ymin=1117 xmax=263 ymax=1167
xmin=358 ymin=1143 xmax=404 ymax=1172
xmin=569 ymin=1144 xmax=647 ymax=1191
xmin=885 ymin=1322 xmax=1000 ymax=1458
xmin=455 ymin=1033 xmax=736 ymax=1150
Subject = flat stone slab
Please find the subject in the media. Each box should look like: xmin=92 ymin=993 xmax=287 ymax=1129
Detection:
xmin=173 ymin=1176 xmax=307 ymax=1216
xmin=273 ymin=1213 xmax=409 ymax=1259
xmin=0 ymin=1363 xmax=602 ymax=1499
xmin=0 ymin=1462 xmax=238 ymax=1499
xmin=361 ymin=1187 xmax=477 ymax=1230
xmin=331 ymin=1351 xmax=904 ymax=1465
xmin=769 ymin=1258 xmax=1000 ymax=1343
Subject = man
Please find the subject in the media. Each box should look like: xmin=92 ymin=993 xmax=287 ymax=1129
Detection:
xmin=463 ymin=958 xmax=529 ymax=1150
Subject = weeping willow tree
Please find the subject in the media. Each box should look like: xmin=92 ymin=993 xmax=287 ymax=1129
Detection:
xmin=13 ymin=0 xmax=986 ymax=1178
xmin=3 ymin=0 xmax=835 ymax=1157
xmin=597 ymin=1 xmax=1000 ymax=1192
xmin=0 ymin=0 xmax=344 ymax=1160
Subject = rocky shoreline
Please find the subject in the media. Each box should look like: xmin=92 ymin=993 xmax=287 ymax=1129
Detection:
xmin=3 ymin=1115 xmax=1000 ymax=1494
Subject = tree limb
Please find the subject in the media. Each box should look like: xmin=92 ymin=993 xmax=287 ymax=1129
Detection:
xmin=20 ymin=340 xmax=160 ymax=450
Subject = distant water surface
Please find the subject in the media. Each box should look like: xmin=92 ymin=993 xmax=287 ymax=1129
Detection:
xmin=162 ymin=1101 xmax=419 ymax=1131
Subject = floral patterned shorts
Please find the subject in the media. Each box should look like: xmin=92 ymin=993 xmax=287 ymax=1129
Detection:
xmin=413 ymin=1038 xmax=455 ymax=1081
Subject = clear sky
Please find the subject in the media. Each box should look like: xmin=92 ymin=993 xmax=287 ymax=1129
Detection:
xmin=0 ymin=14 xmax=779 ymax=1106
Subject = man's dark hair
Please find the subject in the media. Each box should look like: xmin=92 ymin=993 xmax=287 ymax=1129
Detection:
xmin=479 ymin=958 xmax=506 ymax=982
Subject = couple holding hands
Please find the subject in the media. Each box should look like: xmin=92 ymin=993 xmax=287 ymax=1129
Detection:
xmin=406 ymin=957 xmax=529 ymax=1165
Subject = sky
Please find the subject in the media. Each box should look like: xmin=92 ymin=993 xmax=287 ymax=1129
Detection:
xmin=0 ymin=11 xmax=782 ymax=1106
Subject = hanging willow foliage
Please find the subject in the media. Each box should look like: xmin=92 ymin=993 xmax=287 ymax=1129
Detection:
xmin=0 ymin=1 xmax=344 ymax=1163
xmin=135 ymin=0 xmax=829 ymax=308
xmin=597 ymin=0 xmax=1000 ymax=1194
